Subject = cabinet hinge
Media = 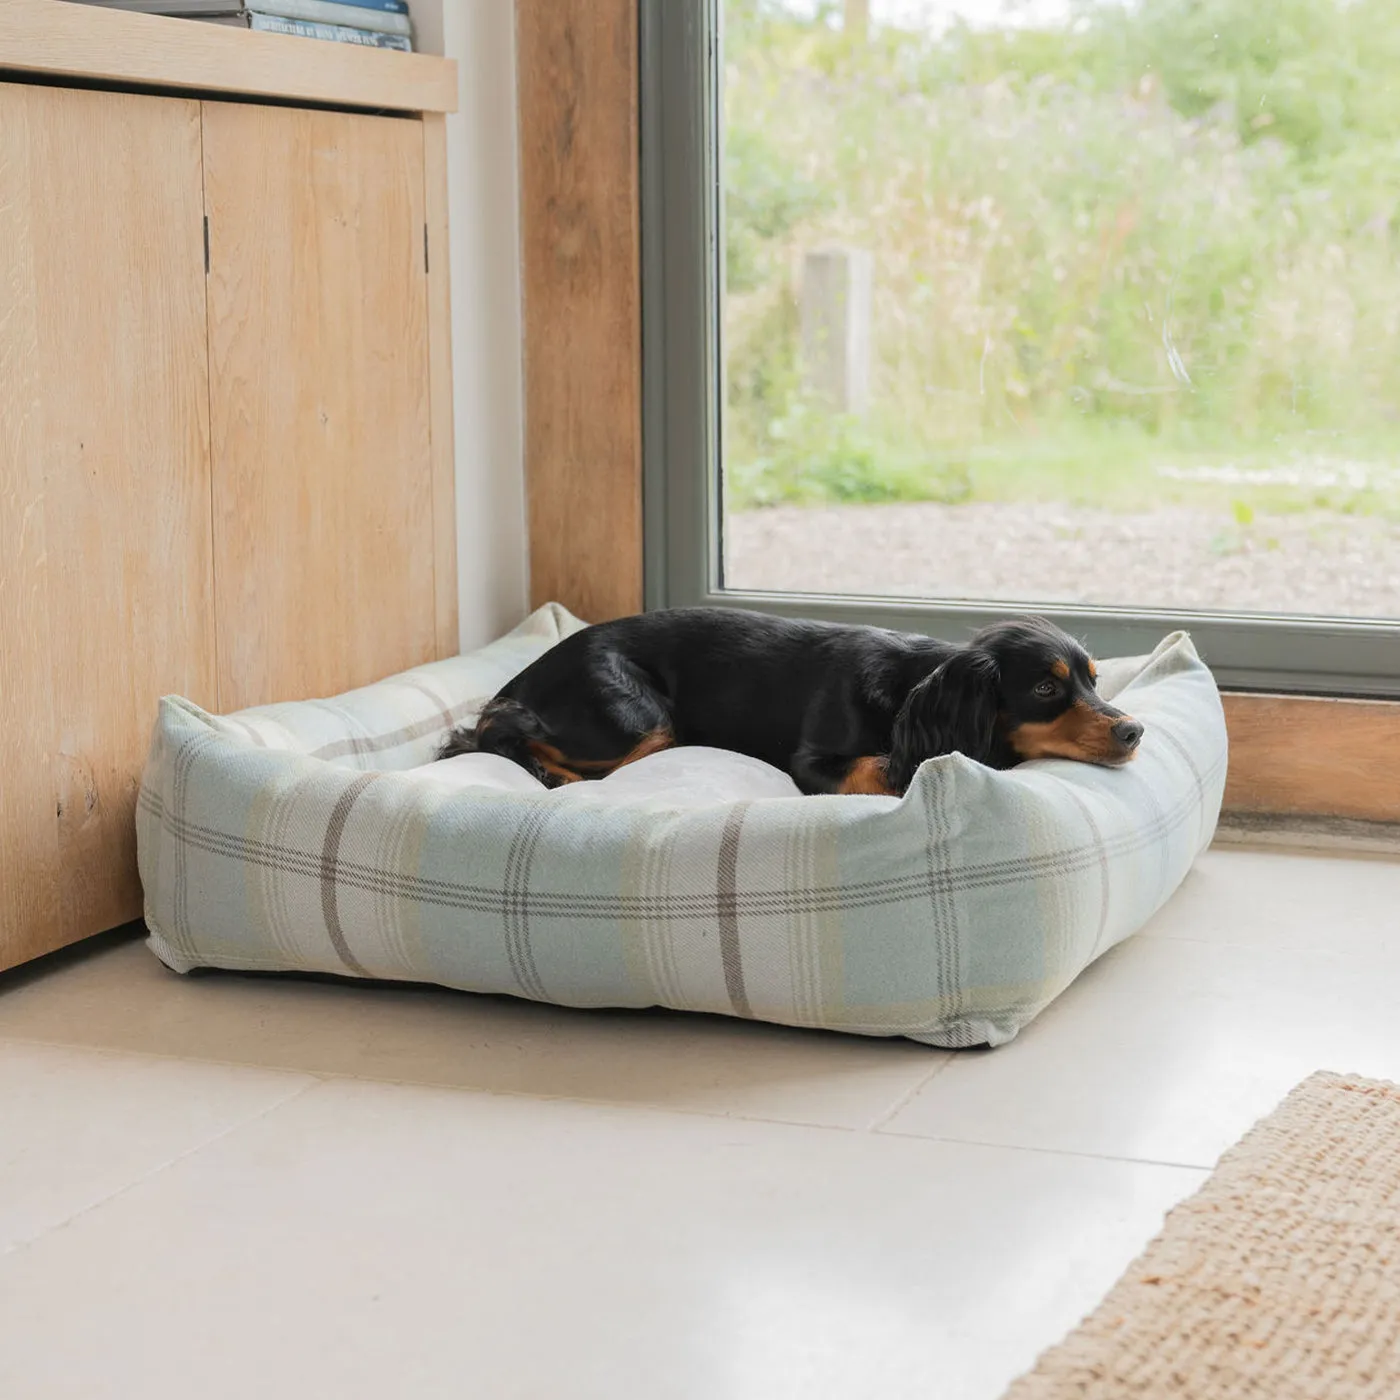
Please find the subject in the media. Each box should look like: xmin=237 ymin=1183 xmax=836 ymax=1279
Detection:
xmin=424 ymin=222 xmax=430 ymax=275
xmin=203 ymin=215 xmax=210 ymax=276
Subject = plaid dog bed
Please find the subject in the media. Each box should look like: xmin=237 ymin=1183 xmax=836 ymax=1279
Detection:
xmin=137 ymin=604 xmax=1226 ymax=1047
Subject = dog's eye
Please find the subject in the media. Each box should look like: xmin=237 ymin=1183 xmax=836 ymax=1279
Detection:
xmin=1034 ymin=680 xmax=1058 ymax=698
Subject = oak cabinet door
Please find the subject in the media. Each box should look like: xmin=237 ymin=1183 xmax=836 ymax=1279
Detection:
xmin=202 ymin=102 xmax=436 ymax=710
xmin=0 ymin=83 xmax=215 ymax=970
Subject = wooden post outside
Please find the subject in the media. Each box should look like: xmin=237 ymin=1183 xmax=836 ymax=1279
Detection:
xmin=801 ymin=246 xmax=873 ymax=413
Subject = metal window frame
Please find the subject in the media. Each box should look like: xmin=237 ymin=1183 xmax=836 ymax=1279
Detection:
xmin=639 ymin=0 xmax=1400 ymax=697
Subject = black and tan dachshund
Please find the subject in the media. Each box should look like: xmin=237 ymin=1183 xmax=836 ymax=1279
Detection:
xmin=438 ymin=608 xmax=1143 ymax=796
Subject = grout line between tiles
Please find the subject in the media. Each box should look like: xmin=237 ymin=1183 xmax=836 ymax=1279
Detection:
xmin=873 ymin=1124 xmax=1214 ymax=1173
xmin=0 ymin=1032 xmax=316 ymax=1079
xmin=865 ymin=1053 xmax=957 ymax=1132
xmin=0 ymin=1075 xmax=321 ymax=1264
xmin=0 ymin=1031 xmax=877 ymax=1134
xmin=0 ymin=1034 xmax=1219 ymax=1173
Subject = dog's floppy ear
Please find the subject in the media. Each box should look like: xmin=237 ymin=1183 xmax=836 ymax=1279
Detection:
xmin=887 ymin=649 xmax=1000 ymax=790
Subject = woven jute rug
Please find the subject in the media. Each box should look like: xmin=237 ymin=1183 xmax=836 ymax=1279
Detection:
xmin=1004 ymin=1072 xmax=1400 ymax=1399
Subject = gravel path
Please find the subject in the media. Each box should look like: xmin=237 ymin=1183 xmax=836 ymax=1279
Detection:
xmin=725 ymin=501 xmax=1400 ymax=617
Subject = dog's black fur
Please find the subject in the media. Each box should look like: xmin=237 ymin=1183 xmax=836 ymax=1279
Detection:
xmin=437 ymin=608 xmax=1143 ymax=796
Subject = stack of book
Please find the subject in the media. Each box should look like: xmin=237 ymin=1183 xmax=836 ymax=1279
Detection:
xmin=66 ymin=0 xmax=414 ymax=51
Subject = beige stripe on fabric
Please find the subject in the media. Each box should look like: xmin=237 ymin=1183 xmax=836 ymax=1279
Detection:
xmin=1061 ymin=786 xmax=1112 ymax=962
xmin=717 ymin=803 xmax=753 ymax=1018
xmin=628 ymin=818 xmax=685 ymax=1009
xmin=249 ymin=767 xmax=304 ymax=969
xmin=786 ymin=811 xmax=818 ymax=1027
xmin=1005 ymin=1072 xmax=1400 ymax=1399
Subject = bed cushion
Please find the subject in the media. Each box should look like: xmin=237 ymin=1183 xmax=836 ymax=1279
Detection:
xmin=136 ymin=603 xmax=1227 ymax=1048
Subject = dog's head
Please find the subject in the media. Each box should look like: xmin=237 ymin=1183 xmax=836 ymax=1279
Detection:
xmin=887 ymin=617 xmax=1142 ymax=786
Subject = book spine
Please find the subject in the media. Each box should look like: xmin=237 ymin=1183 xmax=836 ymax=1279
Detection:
xmin=246 ymin=14 xmax=412 ymax=48
xmin=251 ymin=0 xmax=411 ymax=35
xmin=276 ymin=0 xmax=408 ymax=12
xmin=276 ymin=0 xmax=408 ymax=13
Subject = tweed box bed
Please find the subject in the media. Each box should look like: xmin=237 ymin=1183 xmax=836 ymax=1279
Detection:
xmin=136 ymin=604 xmax=1227 ymax=1048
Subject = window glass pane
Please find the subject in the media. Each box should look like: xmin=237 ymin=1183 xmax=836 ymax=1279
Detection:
xmin=720 ymin=0 xmax=1400 ymax=619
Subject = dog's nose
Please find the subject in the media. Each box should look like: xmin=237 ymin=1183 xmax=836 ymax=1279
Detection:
xmin=1112 ymin=718 xmax=1144 ymax=751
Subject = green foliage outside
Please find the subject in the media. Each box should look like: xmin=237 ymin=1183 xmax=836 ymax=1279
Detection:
xmin=724 ymin=0 xmax=1400 ymax=517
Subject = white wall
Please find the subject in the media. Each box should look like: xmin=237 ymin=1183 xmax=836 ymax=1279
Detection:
xmin=411 ymin=0 xmax=531 ymax=652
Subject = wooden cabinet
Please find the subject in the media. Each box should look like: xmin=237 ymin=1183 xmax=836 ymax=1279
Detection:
xmin=204 ymin=104 xmax=438 ymax=709
xmin=0 ymin=82 xmax=216 ymax=969
xmin=0 ymin=23 xmax=458 ymax=973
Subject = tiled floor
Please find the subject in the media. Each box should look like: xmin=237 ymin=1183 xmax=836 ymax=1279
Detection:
xmin=2 ymin=845 xmax=1397 ymax=1400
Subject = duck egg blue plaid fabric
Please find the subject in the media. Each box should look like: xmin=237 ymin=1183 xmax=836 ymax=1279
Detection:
xmin=137 ymin=604 xmax=1226 ymax=1048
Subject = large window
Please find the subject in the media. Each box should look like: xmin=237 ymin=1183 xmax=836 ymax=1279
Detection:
xmin=642 ymin=0 xmax=1400 ymax=694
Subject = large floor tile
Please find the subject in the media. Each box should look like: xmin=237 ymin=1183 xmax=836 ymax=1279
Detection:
xmin=0 ymin=936 xmax=944 ymax=1130
xmin=0 ymin=1040 xmax=310 ymax=1255
xmin=882 ymin=932 xmax=1400 ymax=1167
xmin=0 ymin=1079 xmax=1201 ymax=1400
xmin=1142 ymin=847 xmax=1400 ymax=956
